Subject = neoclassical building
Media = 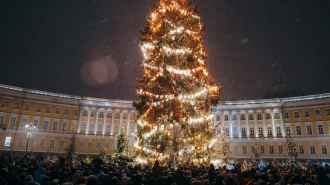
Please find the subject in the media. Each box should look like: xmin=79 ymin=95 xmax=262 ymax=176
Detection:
xmin=0 ymin=82 xmax=329 ymax=161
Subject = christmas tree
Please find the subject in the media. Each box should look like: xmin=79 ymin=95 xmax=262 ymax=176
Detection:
xmin=65 ymin=131 xmax=77 ymax=163
xmin=215 ymin=127 xmax=230 ymax=167
xmin=112 ymin=128 xmax=129 ymax=162
xmin=252 ymin=145 xmax=262 ymax=166
xmin=134 ymin=0 xmax=220 ymax=165
xmin=285 ymin=132 xmax=298 ymax=167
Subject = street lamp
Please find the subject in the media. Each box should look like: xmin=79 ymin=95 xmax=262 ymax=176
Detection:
xmin=25 ymin=122 xmax=36 ymax=153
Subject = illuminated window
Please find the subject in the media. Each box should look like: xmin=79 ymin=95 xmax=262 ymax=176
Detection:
xmin=4 ymin=137 xmax=11 ymax=146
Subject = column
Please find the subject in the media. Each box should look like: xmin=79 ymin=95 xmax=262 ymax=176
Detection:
xmin=254 ymin=111 xmax=258 ymax=137
xmin=77 ymin=108 xmax=83 ymax=133
xmin=85 ymin=109 xmax=91 ymax=134
xmin=213 ymin=112 xmax=217 ymax=126
xmin=127 ymin=112 xmax=131 ymax=136
xmin=102 ymin=110 xmax=107 ymax=135
xmin=271 ymin=110 xmax=276 ymax=137
xmin=279 ymin=111 xmax=285 ymax=137
xmin=111 ymin=111 xmax=115 ymax=135
xmin=94 ymin=109 xmax=99 ymax=134
xmin=262 ymin=111 xmax=267 ymax=137
xmin=221 ymin=112 xmax=225 ymax=128
xmin=246 ymin=112 xmax=250 ymax=137
xmin=229 ymin=112 xmax=233 ymax=137
xmin=119 ymin=112 xmax=123 ymax=131
xmin=238 ymin=112 xmax=241 ymax=137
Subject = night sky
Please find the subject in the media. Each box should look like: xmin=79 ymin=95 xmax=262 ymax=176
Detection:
xmin=1 ymin=0 xmax=330 ymax=101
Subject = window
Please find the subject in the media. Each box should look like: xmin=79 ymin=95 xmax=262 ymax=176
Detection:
xmin=276 ymin=126 xmax=281 ymax=135
xmin=99 ymin=112 xmax=104 ymax=118
xmin=304 ymin=111 xmax=310 ymax=118
xmin=55 ymin=108 xmax=60 ymax=114
xmin=74 ymin=110 xmax=78 ymax=116
xmin=224 ymin=115 xmax=228 ymax=121
xmin=225 ymin=127 xmax=229 ymax=136
xmin=89 ymin=123 xmax=94 ymax=133
xmin=243 ymin=146 xmax=247 ymax=154
xmin=21 ymin=117 xmax=28 ymax=128
xmin=250 ymin=127 xmax=255 ymax=136
xmin=296 ymin=126 xmax=302 ymax=135
xmin=257 ymin=114 xmax=262 ymax=120
xmin=36 ymin=105 xmax=41 ymax=112
xmin=249 ymin=114 xmax=253 ymax=120
xmin=106 ymin=124 xmax=111 ymax=134
xmin=233 ymin=126 xmax=238 ymax=136
xmin=104 ymin=143 xmax=109 ymax=150
xmin=279 ymin=146 xmax=283 ymax=154
xmin=46 ymin=106 xmax=51 ymax=113
xmin=318 ymin=125 xmax=324 ymax=134
xmin=241 ymin=127 xmax=246 ymax=136
xmin=79 ymin=142 xmax=83 ymax=148
xmin=60 ymin=141 xmax=65 ymax=149
xmin=307 ymin=125 xmax=312 ymax=135
xmin=81 ymin=122 xmax=86 ymax=132
xmin=267 ymin=126 xmax=272 ymax=135
xmin=260 ymin=146 xmax=265 ymax=154
xmin=216 ymin=115 xmax=220 ymax=121
xmin=274 ymin=113 xmax=279 ymax=119
xmin=286 ymin=126 xmax=291 ymax=135
xmin=115 ymin=113 xmax=120 ymax=119
xmin=122 ymin=124 xmax=127 ymax=135
xmin=130 ymin=125 xmax=135 ymax=135
xmin=232 ymin=115 xmax=237 ymax=121
xmin=327 ymin=108 xmax=330 ymax=116
xmin=252 ymin=146 xmax=256 ymax=153
xmin=0 ymin=115 xmax=4 ymax=125
xmin=284 ymin=112 xmax=289 ymax=119
xmin=72 ymin=123 xmax=77 ymax=131
xmin=65 ymin=108 xmax=69 ymax=115
xmin=234 ymin=146 xmax=238 ymax=154
xmin=17 ymin=138 xmax=23 ymax=147
xmin=28 ymin=138 xmax=34 ymax=148
xmin=123 ymin=114 xmax=127 ymax=119
xmin=33 ymin=119 xmax=39 ymax=128
xmin=266 ymin=113 xmax=270 ymax=120
xmin=91 ymin=111 xmax=96 ymax=117
xmin=83 ymin=110 xmax=87 ymax=117
xmin=106 ymin=112 xmax=111 ymax=118
xmin=310 ymin=145 xmax=315 ymax=154
xmin=114 ymin=124 xmax=119 ymax=134
xmin=96 ymin=143 xmax=100 ymax=150
xmin=88 ymin=142 xmax=92 ymax=150
xmin=258 ymin=126 xmax=263 ymax=136
xmin=42 ymin=120 xmax=49 ymax=131
xmin=322 ymin=145 xmax=327 ymax=154
xmin=50 ymin=140 xmax=55 ymax=149
xmin=9 ymin=117 xmax=16 ymax=128
xmin=1 ymin=100 xmax=8 ymax=108
xmin=294 ymin=111 xmax=299 ymax=118
xmin=270 ymin=146 xmax=274 ymax=154
xmin=4 ymin=137 xmax=11 ymax=146
xmin=97 ymin=124 xmax=103 ymax=133
xmin=216 ymin=126 xmax=221 ymax=135
xmin=40 ymin=139 xmax=45 ymax=148
xmin=52 ymin=121 xmax=58 ymax=131
xmin=315 ymin=109 xmax=321 ymax=117
xmin=240 ymin=114 xmax=245 ymax=120
xmin=299 ymin=145 xmax=304 ymax=154
xmin=13 ymin=102 xmax=19 ymax=109
xmin=24 ymin=104 xmax=30 ymax=111
xmin=62 ymin=122 xmax=68 ymax=132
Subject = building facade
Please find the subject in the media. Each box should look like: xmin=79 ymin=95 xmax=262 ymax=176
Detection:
xmin=0 ymin=84 xmax=329 ymax=160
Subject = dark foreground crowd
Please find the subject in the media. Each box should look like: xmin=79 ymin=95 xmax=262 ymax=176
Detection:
xmin=0 ymin=155 xmax=329 ymax=185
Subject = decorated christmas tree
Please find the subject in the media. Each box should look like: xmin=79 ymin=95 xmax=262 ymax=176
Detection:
xmin=134 ymin=0 xmax=220 ymax=165
xmin=112 ymin=128 xmax=129 ymax=161
xmin=285 ymin=131 xmax=298 ymax=167
xmin=252 ymin=145 xmax=262 ymax=166
xmin=65 ymin=131 xmax=77 ymax=163
xmin=215 ymin=127 xmax=230 ymax=167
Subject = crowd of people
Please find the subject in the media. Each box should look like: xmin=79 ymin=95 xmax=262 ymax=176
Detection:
xmin=0 ymin=155 xmax=329 ymax=185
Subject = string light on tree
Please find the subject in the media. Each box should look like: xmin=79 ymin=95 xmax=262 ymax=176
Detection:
xmin=134 ymin=0 xmax=221 ymax=166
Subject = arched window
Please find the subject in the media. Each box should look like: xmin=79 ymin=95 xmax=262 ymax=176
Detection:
xmin=250 ymin=126 xmax=255 ymax=136
xmin=258 ymin=126 xmax=263 ymax=136
xmin=89 ymin=123 xmax=94 ymax=132
xmin=276 ymin=125 xmax=281 ymax=136
xmin=241 ymin=127 xmax=246 ymax=136
xmin=233 ymin=126 xmax=238 ymax=136
xmin=81 ymin=122 xmax=86 ymax=132
xmin=97 ymin=123 xmax=103 ymax=133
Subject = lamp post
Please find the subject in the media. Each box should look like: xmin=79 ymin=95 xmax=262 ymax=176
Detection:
xmin=25 ymin=122 xmax=35 ymax=154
